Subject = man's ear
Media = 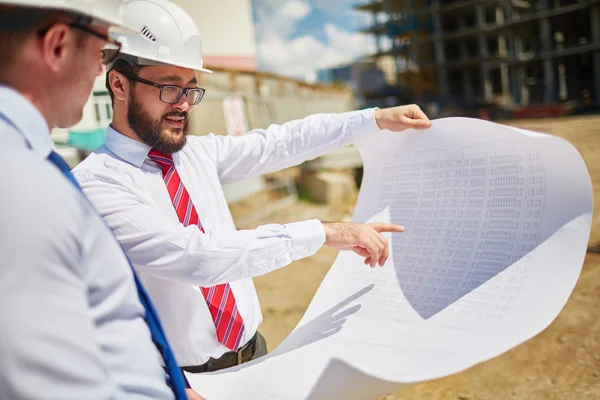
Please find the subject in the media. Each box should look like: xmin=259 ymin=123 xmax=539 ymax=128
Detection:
xmin=40 ymin=23 xmax=73 ymax=73
xmin=109 ymin=70 xmax=131 ymax=102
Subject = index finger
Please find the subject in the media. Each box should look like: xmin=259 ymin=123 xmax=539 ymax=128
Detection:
xmin=369 ymin=223 xmax=404 ymax=233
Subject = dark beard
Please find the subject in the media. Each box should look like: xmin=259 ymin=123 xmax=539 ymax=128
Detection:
xmin=126 ymin=93 xmax=189 ymax=154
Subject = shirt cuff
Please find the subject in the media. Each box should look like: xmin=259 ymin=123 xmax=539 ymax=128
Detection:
xmin=284 ymin=219 xmax=326 ymax=260
xmin=347 ymin=108 xmax=381 ymax=142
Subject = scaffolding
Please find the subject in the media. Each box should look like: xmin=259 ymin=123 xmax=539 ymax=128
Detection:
xmin=357 ymin=0 xmax=600 ymax=109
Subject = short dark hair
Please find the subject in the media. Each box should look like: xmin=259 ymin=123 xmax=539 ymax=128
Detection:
xmin=106 ymin=59 xmax=144 ymax=106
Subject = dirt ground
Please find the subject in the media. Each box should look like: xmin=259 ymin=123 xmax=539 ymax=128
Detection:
xmin=232 ymin=115 xmax=600 ymax=400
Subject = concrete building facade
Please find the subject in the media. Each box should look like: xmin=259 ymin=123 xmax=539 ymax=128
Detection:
xmin=357 ymin=0 xmax=600 ymax=109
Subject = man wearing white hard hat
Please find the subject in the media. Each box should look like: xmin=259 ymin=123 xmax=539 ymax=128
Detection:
xmin=0 ymin=1 xmax=195 ymax=399
xmin=74 ymin=0 xmax=429 ymax=375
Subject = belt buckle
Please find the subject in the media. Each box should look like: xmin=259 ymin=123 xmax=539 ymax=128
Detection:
xmin=236 ymin=333 xmax=258 ymax=366
xmin=236 ymin=339 xmax=252 ymax=365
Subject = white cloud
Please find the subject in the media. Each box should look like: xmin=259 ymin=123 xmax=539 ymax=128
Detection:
xmin=253 ymin=0 xmax=370 ymax=80
xmin=279 ymin=1 xmax=311 ymax=21
xmin=324 ymin=23 xmax=365 ymax=56
xmin=254 ymin=0 xmax=311 ymax=42
xmin=258 ymin=23 xmax=368 ymax=80
xmin=258 ymin=35 xmax=340 ymax=78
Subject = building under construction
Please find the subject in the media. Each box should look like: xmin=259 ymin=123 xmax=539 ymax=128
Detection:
xmin=356 ymin=0 xmax=600 ymax=115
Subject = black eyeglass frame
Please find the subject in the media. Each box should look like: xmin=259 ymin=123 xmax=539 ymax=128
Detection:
xmin=119 ymin=71 xmax=207 ymax=105
xmin=38 ymin=21 xmax=122 ymax=65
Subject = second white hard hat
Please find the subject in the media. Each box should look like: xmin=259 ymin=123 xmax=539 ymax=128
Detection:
xmin=107 ymin=0 xmax=212 ymax=73
xmin=0 ymin=0 xmax=135 ymax=32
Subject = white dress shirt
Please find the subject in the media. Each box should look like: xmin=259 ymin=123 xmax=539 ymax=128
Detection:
xmin=73 ymin=108 xmax=380 ymax=366
xmin=0 ymin=85 xmax=173 ymax=399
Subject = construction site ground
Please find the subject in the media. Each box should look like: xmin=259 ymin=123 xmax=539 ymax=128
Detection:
xmin=231 ymin=115 xmax=600 ymax=400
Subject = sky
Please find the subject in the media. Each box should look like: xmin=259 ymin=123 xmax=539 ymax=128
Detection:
xmin=251 ymin=0 xmax=374 ymax=81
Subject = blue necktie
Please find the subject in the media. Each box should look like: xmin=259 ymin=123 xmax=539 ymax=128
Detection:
xmin=47 ymin=150 xmax=188 ymax=399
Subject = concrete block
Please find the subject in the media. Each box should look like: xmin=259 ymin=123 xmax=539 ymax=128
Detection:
xmin=299 ymin=170 xmax=358 ymax=205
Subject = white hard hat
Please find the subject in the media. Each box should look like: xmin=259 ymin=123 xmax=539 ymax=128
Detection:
xmin=108 ymin=0 xmax=212 ymax=73
xmin=0 ymin=0 xmax=135 ymax=32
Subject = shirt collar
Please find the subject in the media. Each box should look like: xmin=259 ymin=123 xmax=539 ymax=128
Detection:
xmin=104 ymin=124 xmax=152 ymax=168
xmin=0 ymin=85 xmax=52 ymax=158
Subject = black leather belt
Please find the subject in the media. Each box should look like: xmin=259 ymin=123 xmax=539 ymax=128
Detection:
xmin=181 ymin=333 xmax=258 ymax=374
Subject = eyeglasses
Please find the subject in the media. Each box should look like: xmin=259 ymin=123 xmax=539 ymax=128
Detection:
xmin=38 ymin=22 xmax=122 ymax=65
xmin=120 ymin=72 xmax=206 ymax=105
xmin=69 ymin=23 xmax=122 ymax=65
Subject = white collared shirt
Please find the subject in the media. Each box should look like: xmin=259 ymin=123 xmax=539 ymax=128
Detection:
xmin=73 ymin=109 xmax=380 ymax=366
xmin=0 ymin=85 xmax=173 ymax=399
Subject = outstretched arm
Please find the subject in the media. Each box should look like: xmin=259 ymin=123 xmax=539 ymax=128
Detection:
xmin=208 ymin=105 xmax=430 ymax=184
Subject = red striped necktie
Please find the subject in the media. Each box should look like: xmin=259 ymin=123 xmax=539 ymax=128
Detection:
xmin=148 ymin=149 xmax=246 ymax=351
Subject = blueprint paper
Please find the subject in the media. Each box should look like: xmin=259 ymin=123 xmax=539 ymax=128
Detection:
xmin=187 ymin=117 xmax=592 ymax=400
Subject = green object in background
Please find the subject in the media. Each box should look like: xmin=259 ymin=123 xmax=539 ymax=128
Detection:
xmin=67 ymin=128 xmax=107 ymax=151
